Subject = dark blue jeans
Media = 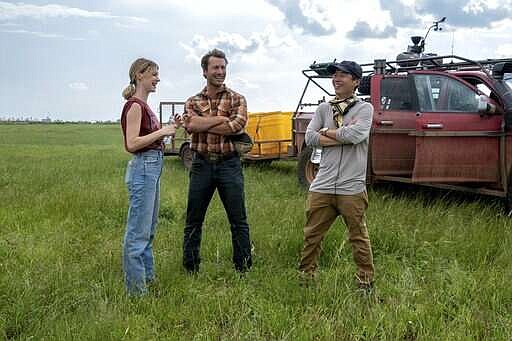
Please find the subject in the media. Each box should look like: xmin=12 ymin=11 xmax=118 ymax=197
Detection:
xmin=183 ymin=154 xmax=252 ymax=272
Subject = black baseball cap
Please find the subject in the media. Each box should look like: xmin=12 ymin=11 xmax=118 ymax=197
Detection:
xmin=326 ymin=60 xmax=363 ymax=79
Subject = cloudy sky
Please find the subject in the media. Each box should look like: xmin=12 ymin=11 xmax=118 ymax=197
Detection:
xmin=2 ymin=0 xmax=512 ymax=121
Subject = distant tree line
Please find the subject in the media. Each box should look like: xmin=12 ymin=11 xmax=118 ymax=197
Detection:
xmin=0 ymin=118 xmax=120 ymax=125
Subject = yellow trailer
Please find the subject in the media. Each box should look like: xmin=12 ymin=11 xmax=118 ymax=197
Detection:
xmin=244 ymin=111 xmax=293 ymax=161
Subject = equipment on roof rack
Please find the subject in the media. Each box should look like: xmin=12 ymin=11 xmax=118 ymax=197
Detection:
xmin=397 ymin=17 xmax=446 ymax=67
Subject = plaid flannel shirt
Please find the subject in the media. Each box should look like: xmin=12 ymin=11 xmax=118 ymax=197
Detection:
xmin=185 ymin=84 xmax=248 ymax=154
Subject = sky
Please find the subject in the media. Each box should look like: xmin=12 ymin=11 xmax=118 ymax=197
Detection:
xmin=1 ymin=0 xmax=512 ymax=121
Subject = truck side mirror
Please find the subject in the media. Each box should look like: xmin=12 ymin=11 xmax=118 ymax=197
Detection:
xmin=477 ymin=95 xmax=497 ymax=115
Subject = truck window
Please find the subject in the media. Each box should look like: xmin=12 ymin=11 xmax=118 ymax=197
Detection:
xmin=505 ymin=74 xmax=512 ymax=90
xmin=476 ymin=83 xmax=491 ymax=97
xmin=380 ymin=78 xmax=413 ymax=111
xmin=414 ymin=74 xmax=479 ymax=112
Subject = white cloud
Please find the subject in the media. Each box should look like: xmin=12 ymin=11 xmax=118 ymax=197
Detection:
xmin=227 ymin=76 xmax=260 ymax=90
xmin=181 ymin=27 xmax=296 ymax=63
xmin=463 ymin=0 xmax=501 ymax=14
xmin=265 ymin=0 xmax=335 ymax=36
xmin=0 ymin=2 xmax=147 ymax=24
xmin=68 ymin=82 xmax=89 ymax=91
xmin=1 ymin=28 xmax=86 ymax=40
xmin=298 ymin=0 xmax=336 ymax=32
xmin=114 ymin=0 xmax=280 ymax=19
xmin=496 ymin=44 xmax=512 ymax=57
xmin=347 ymin=21 xmax=397 ymax=39
xmin=1 ymin=28 xmax=64 ymax=39
xmin=259 ymin=26 xmax=297 ymax=49
xmin=181 ymin=32 xmax=258 ymax=63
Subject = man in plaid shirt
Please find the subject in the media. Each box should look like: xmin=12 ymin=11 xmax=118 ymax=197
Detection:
xmin=181 ymin=48 xmax=252 ymax=273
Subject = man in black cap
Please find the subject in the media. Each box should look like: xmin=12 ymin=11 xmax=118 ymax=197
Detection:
xmin=299 ymin=60 xmax=375 ymax=292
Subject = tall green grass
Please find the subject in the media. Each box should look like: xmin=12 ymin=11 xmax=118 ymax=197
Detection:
xmin=1 ymin=124 xmax=511 ymax=340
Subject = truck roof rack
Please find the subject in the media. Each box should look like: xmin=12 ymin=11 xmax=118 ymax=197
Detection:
xmin=297 ymin=55 xmax=512 ymax=111
xmin=307 ymin=55 xmax=512 ymax=78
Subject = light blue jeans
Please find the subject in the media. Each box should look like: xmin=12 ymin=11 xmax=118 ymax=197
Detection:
xmin=123 ymin=149 xmax=163 ymax=295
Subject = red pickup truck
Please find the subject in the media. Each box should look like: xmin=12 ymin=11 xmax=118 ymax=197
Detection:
xmin=293 ymin=45 xmax=512 ymax=212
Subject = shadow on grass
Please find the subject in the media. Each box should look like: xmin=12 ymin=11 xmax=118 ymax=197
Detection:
xmin=243 ymin=160 xmax=296 ymax=176
xmin=370 ymin=182 xmax=505 ymax=214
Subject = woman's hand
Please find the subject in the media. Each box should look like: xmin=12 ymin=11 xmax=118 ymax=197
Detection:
xmin=160 ymin=124 xmax=176 ymax=137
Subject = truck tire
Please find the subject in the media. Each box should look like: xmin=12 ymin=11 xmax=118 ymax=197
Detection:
xmin=297 ymin=146 xmax=318 ymax=188
xmin=180 ymin=142 xmax=193 ymax=170
xmin=358 ymin=75 xmax=372 ymax=96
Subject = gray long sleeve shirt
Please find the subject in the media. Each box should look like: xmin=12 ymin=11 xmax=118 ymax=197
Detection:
xmin=305 ymin=100 xmax=374 ymax=195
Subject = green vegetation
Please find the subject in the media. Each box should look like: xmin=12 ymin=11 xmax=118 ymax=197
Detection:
xmin=1 ymin=124 xmax=511 ymax=340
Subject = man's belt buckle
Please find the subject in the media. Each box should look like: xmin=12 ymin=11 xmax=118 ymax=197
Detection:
xmin=208 ymin=153 xmax=221 ymax=161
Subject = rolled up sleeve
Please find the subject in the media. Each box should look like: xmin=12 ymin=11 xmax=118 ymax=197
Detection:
xmin=228 ymin=95 xmax=248 ymax=133
xmin=185 ymin=97 xmax=199 ymax=117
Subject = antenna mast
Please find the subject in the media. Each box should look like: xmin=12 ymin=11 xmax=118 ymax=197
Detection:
xmin=451 ymin=31 xmax=455 ymax=54
xmin=421 ymin=16 xmax=446 ymax=53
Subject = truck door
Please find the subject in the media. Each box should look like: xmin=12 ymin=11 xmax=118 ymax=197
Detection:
xmin=412 ymin=73 xmax=503 ymax=183
xmin=371 ymin=75 xmax=417 ymax=176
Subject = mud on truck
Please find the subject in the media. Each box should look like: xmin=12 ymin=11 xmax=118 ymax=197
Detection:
xmin=293 ymin=32 xmax=512 ymax=212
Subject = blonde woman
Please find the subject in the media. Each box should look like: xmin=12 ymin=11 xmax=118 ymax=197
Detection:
xmin=120 ymin=58 xmax=176 ymax=295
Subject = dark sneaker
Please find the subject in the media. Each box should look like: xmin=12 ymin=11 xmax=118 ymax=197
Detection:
xmin=184 ymin=266 xmax=199 ymax=275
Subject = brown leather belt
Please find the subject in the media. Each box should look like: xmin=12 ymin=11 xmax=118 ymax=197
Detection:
xmin=194 ymin=151 xmax=238 ymax=163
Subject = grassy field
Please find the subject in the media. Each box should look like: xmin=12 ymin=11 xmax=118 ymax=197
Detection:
xmin=1 ymin=124 xmax=511 ymax=340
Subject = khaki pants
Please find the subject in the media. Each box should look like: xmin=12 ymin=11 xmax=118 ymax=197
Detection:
xmin=299 ymin=191 xmax=374 ymax=284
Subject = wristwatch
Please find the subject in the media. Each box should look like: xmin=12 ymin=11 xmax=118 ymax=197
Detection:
xmin=319 ymin=127 xmax=329 ymax=135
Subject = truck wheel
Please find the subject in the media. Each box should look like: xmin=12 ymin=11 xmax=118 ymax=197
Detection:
xmin=358 ymin=75 xmax=372 ymax=96
xmin=297 ymin=146 xmax=318 ymax=187
xmin=180 ymin=143 xmax=193 ymax=170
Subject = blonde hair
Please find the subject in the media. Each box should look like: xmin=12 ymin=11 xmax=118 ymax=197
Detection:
xmin=122 ymin=58 xmax=159 ymax=100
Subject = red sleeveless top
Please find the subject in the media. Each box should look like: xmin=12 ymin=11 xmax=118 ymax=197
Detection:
xmin=120 ymin=97 xmax=162 ymax=153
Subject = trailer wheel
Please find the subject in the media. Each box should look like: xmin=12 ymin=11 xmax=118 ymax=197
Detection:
xmin=180 ymin=142 xmax=193 ymax=170
xmin=297 ymin=146 xmax=318 ymax=187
